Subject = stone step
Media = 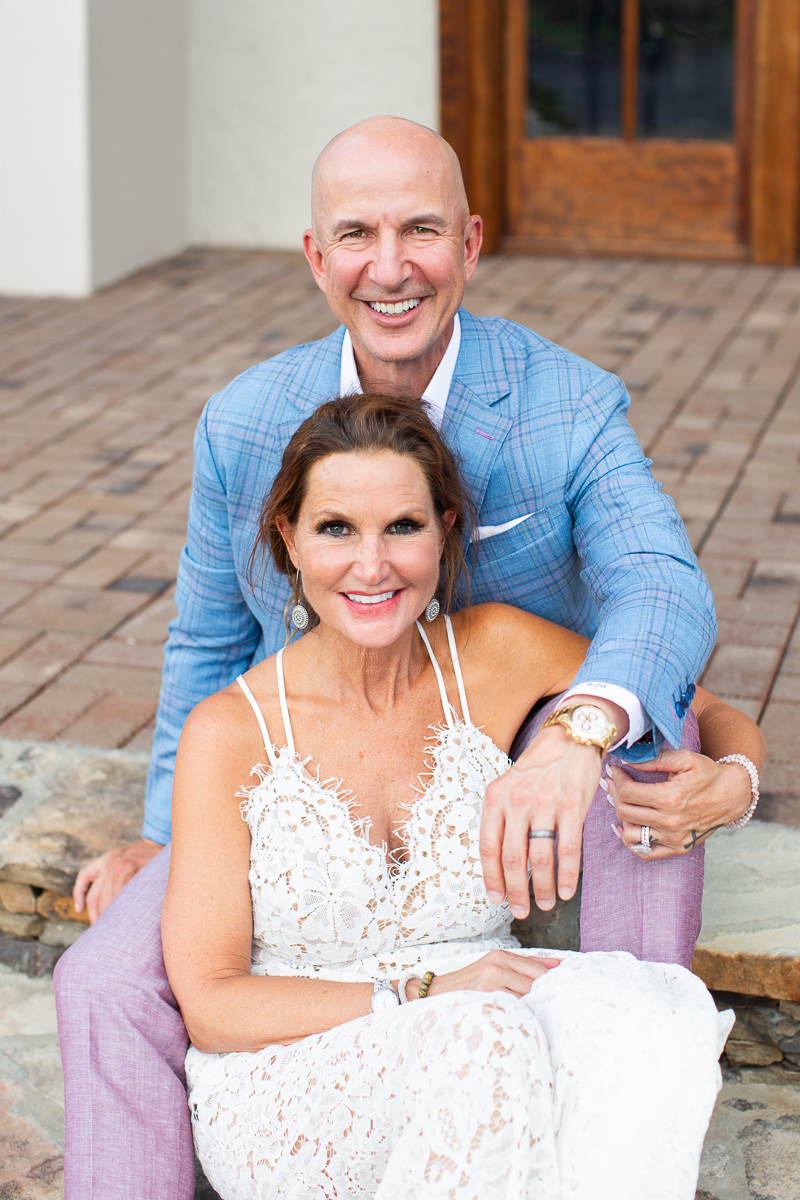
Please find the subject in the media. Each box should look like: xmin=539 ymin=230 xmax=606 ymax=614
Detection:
xmin=692 ymin=821 xmax=800 ymax=1003
xmin=0 ymin=738 xmax=146 ymax=897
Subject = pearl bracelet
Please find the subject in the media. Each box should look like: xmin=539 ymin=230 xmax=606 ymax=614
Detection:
xmin=717 ymin=754 xmax=760 ymax=829
xmin=396 ymin=970 xmax=418 ymax=1004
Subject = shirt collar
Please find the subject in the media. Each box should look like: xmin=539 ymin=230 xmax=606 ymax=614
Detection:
xmin=339 ymin=312 xmax=461 ymax=431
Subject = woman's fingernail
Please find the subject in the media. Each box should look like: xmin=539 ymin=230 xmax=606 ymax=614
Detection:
xmin=605 ymin=763 xmax=613 ymax=778
xmin=607 ymin=793 xmax=615 ymax=806
xmin=611 ymin=823 xmax=622 ymax=839
xmin=598 ymin=775 xmax=609 ymax=791
xmin=510 ymin=905 xmax=527 ymax=919
xmin=487 ymin=890 xmax=504 ymax=905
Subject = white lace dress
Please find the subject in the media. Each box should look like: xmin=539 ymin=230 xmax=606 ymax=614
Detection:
xmin=186 ymin=618 xmax=732 ymax=1200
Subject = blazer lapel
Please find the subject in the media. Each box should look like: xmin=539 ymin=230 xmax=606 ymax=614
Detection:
xmin=284 ymin=327 xmax=345 ymax=414
xmin=442 ymin=310 xmax=512 ymax=513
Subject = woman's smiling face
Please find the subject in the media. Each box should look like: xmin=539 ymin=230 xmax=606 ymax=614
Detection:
xmin=280 ymin=450 xmax=454 ymax=649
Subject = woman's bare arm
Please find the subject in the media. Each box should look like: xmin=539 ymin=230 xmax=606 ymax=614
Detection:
xmin=162 ymin=691 xmax=380 ymax=1053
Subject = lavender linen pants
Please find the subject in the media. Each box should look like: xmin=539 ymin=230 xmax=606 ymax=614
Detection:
xmin=55 ymin=708 xmax=703 ymax=1200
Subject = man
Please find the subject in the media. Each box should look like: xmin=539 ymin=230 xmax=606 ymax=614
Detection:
xmin=56 ymin=117 xmax=760 ymax=1200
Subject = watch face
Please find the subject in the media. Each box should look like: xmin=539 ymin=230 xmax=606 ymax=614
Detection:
xmin=572 ymin=705 xmax=610 ymax=736
xmin=371 ymin=985 xmax=399 ymax=1011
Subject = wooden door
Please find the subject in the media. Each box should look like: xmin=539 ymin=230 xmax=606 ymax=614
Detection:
xmin=441 ymin=0 xmax=800 ymax=264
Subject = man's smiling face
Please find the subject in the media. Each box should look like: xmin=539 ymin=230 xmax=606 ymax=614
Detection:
xmin=303 ymin=118 xmax=482 ymax=388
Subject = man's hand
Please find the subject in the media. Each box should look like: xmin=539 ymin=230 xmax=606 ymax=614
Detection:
xmin=73 ymin=838 xmax=164 ymax=924
xmin=602 ymin=750 xmax=753 ymax=858
xmin=481 ymin=725 xmax=604 ymax=918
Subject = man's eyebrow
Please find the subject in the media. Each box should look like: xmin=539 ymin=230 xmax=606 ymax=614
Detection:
xmin=330 ymin=214 xmax=448 ymax=235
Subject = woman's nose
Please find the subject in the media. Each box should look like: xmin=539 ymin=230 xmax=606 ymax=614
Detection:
xmin=352 ymin=538 xmax=388 ymax=582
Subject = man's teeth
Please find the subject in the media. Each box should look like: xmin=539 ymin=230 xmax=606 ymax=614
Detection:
xmin=368 ymin=299 xmax=421 ymax=315
xmin=345 ymin=591 xmax=397 ymax=605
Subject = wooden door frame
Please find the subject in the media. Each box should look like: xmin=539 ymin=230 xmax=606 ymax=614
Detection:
xmin=440 ymin=0 xmax=800 ymax=263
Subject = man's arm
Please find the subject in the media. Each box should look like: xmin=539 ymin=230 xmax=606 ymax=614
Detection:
xmin=74 ymin=406 xmax=262 ymax=921
xmin=480 ymin=369 xmax=718 ymax=914
xmin=566 ymin=370 xmax=716 ymax=756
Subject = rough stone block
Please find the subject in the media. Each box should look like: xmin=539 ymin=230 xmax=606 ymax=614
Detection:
xmin=724 ymin=1040 xmax=784 ymax=1065
xmin=693 ymin=821 xmax=800 ymax=1001
xmin=0 ymin=931 xmax=64 ymax=976
xmin=0 ymin=909 xmax=44 ymax=938
xmin=0 ymin=738 xmax=147 ymax=894
xmin=36 ymin=890 xmax=89 ymax=924
xmin=511 ymin=882 xmax=581 ymax=953
xmin=0 ymin=880 xmax=37 ymax=913
xmin=38 ymin=920 xmax=84 ymax=948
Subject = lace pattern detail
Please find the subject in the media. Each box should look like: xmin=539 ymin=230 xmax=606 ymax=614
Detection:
xmin=236 ymin=718 xmax=514 ymax=978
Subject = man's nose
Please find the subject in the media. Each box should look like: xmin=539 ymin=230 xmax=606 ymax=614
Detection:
xmin=369 ymin=232 xmax=412 ymax=295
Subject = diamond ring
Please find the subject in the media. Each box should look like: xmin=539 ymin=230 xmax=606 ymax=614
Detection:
xmin=631 ymin=825 xmax=652 ymax=854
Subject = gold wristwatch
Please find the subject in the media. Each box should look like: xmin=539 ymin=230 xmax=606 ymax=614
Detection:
xmin=542 ymin=703 xmax=617 ymax=754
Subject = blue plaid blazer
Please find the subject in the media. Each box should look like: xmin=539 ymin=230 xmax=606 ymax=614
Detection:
xmin=143 ymin=309 xmax=715 ymax=841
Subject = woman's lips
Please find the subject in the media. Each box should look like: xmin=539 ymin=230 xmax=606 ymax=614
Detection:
xmin=341 ymin=589 xmax=404 ymax=614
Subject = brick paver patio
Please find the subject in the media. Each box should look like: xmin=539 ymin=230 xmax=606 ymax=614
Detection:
xmin=0 ymin=249 xmax=798 ymax=824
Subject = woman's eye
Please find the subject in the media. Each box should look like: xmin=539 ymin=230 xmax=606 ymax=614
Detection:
xmin=319 ymin=522 xmax=350 ymax=537
xmin=389 ymin=520 xmax=423 ymax=536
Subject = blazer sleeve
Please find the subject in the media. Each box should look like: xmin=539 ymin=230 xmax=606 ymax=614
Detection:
xmin=565 ymin=370 xmax=716 ymax=758
xmin=142 ymin=405 xmax=262 ymax=843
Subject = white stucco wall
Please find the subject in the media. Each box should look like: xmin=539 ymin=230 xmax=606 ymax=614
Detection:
xmin=0 ymin=0 xmax=91 ymax=296
xmin=0 ymin=0 xmax=187 ymax=296
xmin=88 ymin=0 xmax=188 ymax=289
xmin=188 ymin=0 xmax=440 ymax=250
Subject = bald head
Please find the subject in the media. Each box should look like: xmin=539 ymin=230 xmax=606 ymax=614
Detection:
xmin=311 ymin=116 xmax=469 ymax=236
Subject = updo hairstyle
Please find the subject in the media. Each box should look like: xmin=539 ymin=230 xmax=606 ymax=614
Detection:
xmin=250 ymin=393 xmax=475 ymax=631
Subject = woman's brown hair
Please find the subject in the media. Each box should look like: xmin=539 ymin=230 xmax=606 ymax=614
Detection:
xmin=249 ymin=393 xmax=475 ymax=632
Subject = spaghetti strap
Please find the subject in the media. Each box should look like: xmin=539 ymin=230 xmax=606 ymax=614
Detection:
xmin=275 ymin=647 xmax=296 ymax=755
xmin=444 ymin=615 xmax=472 ymax=725
xmin=415 ymin=621 xmax=454 ymax=728
xmin=236 ymin=675 xmax=277 ymax=768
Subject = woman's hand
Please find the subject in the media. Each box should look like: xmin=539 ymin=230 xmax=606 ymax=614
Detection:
xmin=602 ymin=750 xmax=753 ymax=858
xmin=425 ymin=949 xmax=561 ymax=999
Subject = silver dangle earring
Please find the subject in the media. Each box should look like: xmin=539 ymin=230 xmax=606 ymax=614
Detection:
xmin=425 ymin=598 xmax=440 ymax=623
xmin=291 ymin=571 xmax=309 ymax=630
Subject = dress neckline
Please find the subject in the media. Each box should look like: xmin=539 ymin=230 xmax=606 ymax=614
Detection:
xmin=236 ymin=614 xmax=470 ymax=767
xmin=235 ymin=616 xmax=481 ymax=870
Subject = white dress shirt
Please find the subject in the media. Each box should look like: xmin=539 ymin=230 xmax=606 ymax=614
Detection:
xmin=337 ymin=313 xmax=648 ymax=750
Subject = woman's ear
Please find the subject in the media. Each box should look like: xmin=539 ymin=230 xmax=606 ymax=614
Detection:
xmin=276 ymin=518 xmax=299 ymax=570
xmin=441 ymin=509 xmax=458 ymax=540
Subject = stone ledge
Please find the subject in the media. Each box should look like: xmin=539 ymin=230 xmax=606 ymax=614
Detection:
xmin=0 ymin=739 xmax=146 ymax=896
xmin=692 ymin=821 xmax=800 ymax=1004
xmin=694 ymin=949 xmax=800 ymax=1003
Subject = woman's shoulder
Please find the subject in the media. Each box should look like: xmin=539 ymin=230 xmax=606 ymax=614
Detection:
xmin=449 ymin=603 xmax=563 ymax=653
xmin=180 ymin=660 xmax=281 ymax=756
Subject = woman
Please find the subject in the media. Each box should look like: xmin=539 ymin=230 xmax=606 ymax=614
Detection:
xmin=163 ymin=394 xmax=748 ymax=1200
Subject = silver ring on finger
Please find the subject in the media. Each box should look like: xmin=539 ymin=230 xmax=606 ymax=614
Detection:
xmin=631 ymin=824 xmax=652 ymax=854
xmin=528 ymin=829 xmax=556 ymax=840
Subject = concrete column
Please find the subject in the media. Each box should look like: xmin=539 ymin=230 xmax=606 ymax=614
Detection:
xmin=0 ymin=0 xmax=187 ymax=297
xmin=0 ymin=0 xmax=91 ymax=296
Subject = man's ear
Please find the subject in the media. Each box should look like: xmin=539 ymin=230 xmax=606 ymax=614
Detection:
xmin=303 ymin=230 xmax=327 ymax=294
xmin=276 ymin=518 xmax=299 ymax=568
xmin=463 ymin=215 xmax=483 ymax=284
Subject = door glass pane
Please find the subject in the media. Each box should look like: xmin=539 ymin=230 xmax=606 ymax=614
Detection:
xmin=528 ymin=1 xmax=622 ymax=137
xmin=639 ymin=1 xmax=735 ymax=138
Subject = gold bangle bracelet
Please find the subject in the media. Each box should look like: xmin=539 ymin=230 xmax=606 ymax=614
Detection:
xmin=418 ymin=970 xmax=436 ymax=999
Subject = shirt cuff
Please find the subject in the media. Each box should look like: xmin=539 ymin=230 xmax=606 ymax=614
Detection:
xmin=558 ymin=682 xmax=651 ymax=751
